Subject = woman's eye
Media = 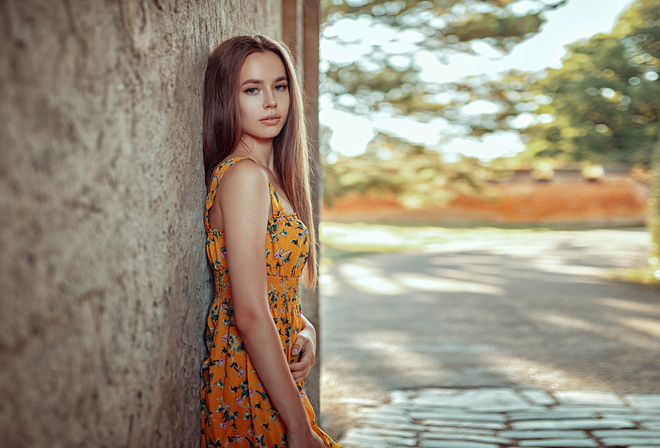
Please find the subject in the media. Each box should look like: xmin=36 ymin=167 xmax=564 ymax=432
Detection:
xmin=275 ymin=84 xmax=288 ymax=92
xmin=244 ymin=87 xmax=259 ymax=95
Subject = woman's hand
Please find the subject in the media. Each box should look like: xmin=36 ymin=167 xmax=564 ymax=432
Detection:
xmin=289 ymin=318 xmax=317 ymax=383
xmin=287 ymin=426 xmax=325 ymax=448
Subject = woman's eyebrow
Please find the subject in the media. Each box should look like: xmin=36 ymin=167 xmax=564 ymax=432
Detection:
xmin=240 ymin=75 xmax=288 ymax=87
xmin=241 ymin=78 xmax=263 ymax=87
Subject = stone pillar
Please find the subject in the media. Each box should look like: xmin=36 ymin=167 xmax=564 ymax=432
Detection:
xmin=302 ymin=0 xmax=323 ymax=414
xmin=282 ymin=0 xmax=323 ymax=412
xmin=282 ymin=0 xmax=304 ymax=63
xmin=0 ymin=1 xmax=281 ymax=447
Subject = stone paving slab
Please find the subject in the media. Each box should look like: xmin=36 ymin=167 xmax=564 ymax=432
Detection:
xmin=626 ymin=395 xmax=660 ymax=410
xmin=554 ymin=391 xmax=626 ymax=406
xmin=601 ymin=440 xmax=660 ymax=447
xmin=419 ymin=441 xmax=499 ymax=448
xmin=338 ymin=388 xmax=660 ymax=448
xmin=499 ymin=430 xmax=588 ymax=438
xmin=520 ymin=390 xmax=556 ymax=406
xmin=518 ymin=440 xmax=599 ymax=447
xmin=508 ymin=412 xmax=598 ymax=421
xmin=511 ymin=418 xmax=636 ymax=430
xmin=408 ymin=411 xmax=507 ymax=422
xmin=420 ymin=433 xmax=510 ymax=444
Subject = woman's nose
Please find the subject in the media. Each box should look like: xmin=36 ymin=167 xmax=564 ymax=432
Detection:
xmin=264 ymin=90 xmax=277 ymax=108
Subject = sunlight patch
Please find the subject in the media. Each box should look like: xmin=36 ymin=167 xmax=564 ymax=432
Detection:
xmin=340 ymin=262 xmax=404 ymax=295
xmin=396 ymin=273 xmax=504 ymax=295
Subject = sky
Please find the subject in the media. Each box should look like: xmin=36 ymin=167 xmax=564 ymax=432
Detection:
xmin=320 ymin=0 xmax=637 ymax=162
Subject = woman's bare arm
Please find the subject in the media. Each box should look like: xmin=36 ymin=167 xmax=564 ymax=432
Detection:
xmin=218 ymin=161 xmax=317 ymax=437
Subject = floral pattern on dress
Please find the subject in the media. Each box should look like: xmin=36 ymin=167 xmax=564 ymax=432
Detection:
xmin=200 ymin=157 xmax=340 ymax=448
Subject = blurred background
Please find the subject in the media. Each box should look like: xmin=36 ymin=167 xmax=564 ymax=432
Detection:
xmin=317 ymin=0 xmax=658 ymax=242
xmin=314 ymin=0 xmax=660 ymax=443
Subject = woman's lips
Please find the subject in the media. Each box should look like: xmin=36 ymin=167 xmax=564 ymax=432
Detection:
xmin=260 ymin=116 xmax=281 ymax=125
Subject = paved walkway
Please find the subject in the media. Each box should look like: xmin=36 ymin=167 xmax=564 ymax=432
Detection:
xmin=338 ymin=388 xmax=660 ymax=447
xmin=319 ymin=228 xmax=660 ymax=448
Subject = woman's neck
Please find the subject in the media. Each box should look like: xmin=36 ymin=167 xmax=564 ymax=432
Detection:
xmin=236 ymin=135 xmax=275 ymax=171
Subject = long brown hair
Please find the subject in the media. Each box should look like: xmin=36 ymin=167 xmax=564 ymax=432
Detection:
xmin=203 ymin=34 xmax=316 ymax=288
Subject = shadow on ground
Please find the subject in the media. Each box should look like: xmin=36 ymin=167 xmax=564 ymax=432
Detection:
xmin=319 ymin=228 xmax=659 ymax=438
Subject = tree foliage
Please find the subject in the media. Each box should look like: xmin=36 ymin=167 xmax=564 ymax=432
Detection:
xmin=321 ymin=0 xmax=568 ymax=206
xmin=323 ymin=0 xmax=556 ymax=49
xmin=322 ymin=0 xmax=567 ymax=128
xmin=321 ymin=0 xmax=660 ymax=233
xmin=519 ymin=0 xmax=660 ymax=165
xmin=323 ymin=137 xmax=495 ymax=208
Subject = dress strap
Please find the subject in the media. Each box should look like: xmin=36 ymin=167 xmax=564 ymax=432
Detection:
xmin=269 ymin=185 xmax=286 ymax=218
xmin=204 ymin=157 xmax=285 ymax=229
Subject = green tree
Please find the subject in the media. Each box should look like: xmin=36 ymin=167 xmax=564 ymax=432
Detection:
xmin=516 ymin=0 xmax=659 ymax=281
xmin=321 ymin=0 xmax=568 ymax=206
xmin=321 ymin=0 xmax=568 ymax=135
xmin=520 ymin=0 xmax=659 ymax=165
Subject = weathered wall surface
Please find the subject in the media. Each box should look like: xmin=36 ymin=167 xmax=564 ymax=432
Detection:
xmin=0 ymin=1 xmax=281 ymax=446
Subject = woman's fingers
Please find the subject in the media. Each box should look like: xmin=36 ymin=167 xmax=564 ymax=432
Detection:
xmin=289 ymin=360 xmax=310 ymax=382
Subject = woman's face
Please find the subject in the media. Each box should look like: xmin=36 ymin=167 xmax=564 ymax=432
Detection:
xmin=237 ymin=51 xmax=290 ymax=143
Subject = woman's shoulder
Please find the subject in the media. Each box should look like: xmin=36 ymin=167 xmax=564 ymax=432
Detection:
xmin=220 ymin=157 xmax=265 ymax=180
xmin=215 ymin=158 xmax=271 ymax=220
xmin=217 ymin=157 xmax=269 ymax=196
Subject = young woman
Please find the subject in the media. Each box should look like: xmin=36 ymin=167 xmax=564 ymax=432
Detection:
xmin=199 ymin=34 xmax=340 ymax=448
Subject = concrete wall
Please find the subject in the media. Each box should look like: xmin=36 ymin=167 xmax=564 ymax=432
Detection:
xmin=0 ymin=1 xmax=282 ymax=447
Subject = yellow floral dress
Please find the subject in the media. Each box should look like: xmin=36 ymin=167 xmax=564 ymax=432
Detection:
xmin=200 ymin=157 xmax=340 ymax=447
